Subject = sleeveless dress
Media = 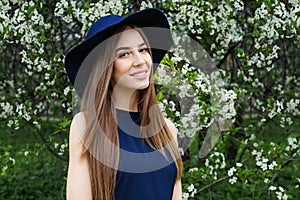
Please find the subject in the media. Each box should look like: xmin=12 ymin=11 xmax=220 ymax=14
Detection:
xmin=114 ymin=109 xmax=177 ymax=200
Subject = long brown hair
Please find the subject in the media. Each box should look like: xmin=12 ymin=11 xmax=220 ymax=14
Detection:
xmin=79 ymin=25 xmax=183 ymax=200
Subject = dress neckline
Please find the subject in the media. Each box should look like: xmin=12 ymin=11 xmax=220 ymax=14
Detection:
xmin=116 ymin=108 xmax=141 ymax=126
xmin=116 ymin=108 xmax=140 ymax=114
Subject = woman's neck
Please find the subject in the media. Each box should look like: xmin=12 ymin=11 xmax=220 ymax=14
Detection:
xmin=112 ymin=85 xmax=138 ymax=112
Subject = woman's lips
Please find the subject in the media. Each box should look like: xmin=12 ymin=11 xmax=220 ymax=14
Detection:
xmin=129 ymin=69 xmax=148 ymax=79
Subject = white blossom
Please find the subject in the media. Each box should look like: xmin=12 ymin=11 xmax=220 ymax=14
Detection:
xmin=228 ymin=167 xmax=237 ymax=177
xmin=9 ymin=157 xmax=15 ymax=165
xmin=264 ymin=178 xmax=269 ymax=183
xmin=270 ymin=186 xmax=277 ymax=191
xmin=229 ymin=176 xmax=237 ymax=184
xmin=188 ymin=167 xmax=198 ymax=172
xmin=236 ymin=162 xmax=243 ymax=167
xmin=24 ymin=151 xmax=30 ymax=156
xmin=182 ymin=192 xmax=189 ymax=200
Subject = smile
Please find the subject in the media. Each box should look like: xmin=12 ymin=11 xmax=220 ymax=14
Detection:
xmin=130 ymin=71 xmax=147 ymax=77
xmin=129 ymin=69 xmax=148 ymax=80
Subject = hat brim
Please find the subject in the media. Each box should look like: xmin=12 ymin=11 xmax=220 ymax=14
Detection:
xmin=65 ymin=8 xmax=173 ymax=87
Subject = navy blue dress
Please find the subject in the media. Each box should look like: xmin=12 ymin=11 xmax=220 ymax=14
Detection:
xmin=114 ymin=109 xmax=177 ymax=200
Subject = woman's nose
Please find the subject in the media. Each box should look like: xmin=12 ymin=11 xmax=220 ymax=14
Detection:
xmin=132 ymin=51 xmax=146 ymax=67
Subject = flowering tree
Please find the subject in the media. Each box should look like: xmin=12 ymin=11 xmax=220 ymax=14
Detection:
xmin=0 ymin=0 xmax=299 ymax=199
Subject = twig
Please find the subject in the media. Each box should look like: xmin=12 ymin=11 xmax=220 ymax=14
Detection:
xmin=196 ymin=175 xmax=229 ymax=193
xmin=264 ymin=156 xmax=296 ymax=198
xmin=36 ymin=126 xmax=68 ymax=162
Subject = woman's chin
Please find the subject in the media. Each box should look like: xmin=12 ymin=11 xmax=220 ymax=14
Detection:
xmin=135 ymin=82 xmax=150 ymax=90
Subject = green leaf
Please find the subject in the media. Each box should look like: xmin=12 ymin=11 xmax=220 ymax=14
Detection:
xmin=59 ymin=117 xmax=71 ymax=129
xmin=83 ymin=2 xmax=90 ymax=9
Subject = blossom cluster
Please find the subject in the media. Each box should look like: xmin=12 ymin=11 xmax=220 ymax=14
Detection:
xmin=182 ymin=184 xmax=197 ymax=200
xmin=0 ymin=0 xmax=299 ymax=199
xmin=54 ymin=142 xmax=68 ymax=156
xmin=204 ymin=151 xmax=226 ymax=180
xmin=269 ymin=186 xmax=288 ymax=200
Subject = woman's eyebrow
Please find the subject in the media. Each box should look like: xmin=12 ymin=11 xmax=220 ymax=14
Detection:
xmin=115 ymin=42 xmax=146 ymax=52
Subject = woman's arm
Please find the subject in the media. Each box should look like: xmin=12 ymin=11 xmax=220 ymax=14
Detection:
xmin=66 ymin=112 xmax=92 ymax=200
xmin=172 ymin=180 xmax=183 ymax=200
xmin=165 ymin=118 xmax=183 ymax=200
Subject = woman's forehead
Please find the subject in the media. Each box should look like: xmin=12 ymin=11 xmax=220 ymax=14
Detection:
xmin=116 ymin=28 xmax=146 ymax=48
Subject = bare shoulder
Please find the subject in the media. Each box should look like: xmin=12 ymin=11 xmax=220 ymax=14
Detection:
xmin=69 ymin=112 xmax=86 ymax=148
xmin=164 ymin=118 xmax=178 ymax=139
xmin=67 ymin=112 xmax=92 ymax=199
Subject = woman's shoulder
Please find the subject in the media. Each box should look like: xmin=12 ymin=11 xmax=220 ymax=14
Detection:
xmin=72 ymin=111 xmax=86 ymax=126
xmin=69 ymin=112 xmax=87 ymax=146
xmin=164 ymin=117 xmax=178 ymax=139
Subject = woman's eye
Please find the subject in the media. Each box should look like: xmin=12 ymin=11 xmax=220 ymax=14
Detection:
xmin=139 ymin=48 xmax=149 ymax=53
xmin=118 ymin=52 xmax=129 ymax=58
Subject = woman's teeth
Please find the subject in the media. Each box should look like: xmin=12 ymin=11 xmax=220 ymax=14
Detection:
xmin=131 ymin=71 xmax=146 ymax=76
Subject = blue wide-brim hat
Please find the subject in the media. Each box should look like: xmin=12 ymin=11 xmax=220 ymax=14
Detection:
xmin=65 ymin=8 xmax=173 ymax=89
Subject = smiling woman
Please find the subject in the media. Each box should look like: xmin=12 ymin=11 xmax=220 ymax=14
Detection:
xmin=64 ymin=8 xmax=183 ymax=200
xmin=112 ymin=27 xmax=152 ymax=96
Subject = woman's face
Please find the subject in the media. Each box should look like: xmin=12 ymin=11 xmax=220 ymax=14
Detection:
xmin=112 ymin=28 xmax=153 ymax=90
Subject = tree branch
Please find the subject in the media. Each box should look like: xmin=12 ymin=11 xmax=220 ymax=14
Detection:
xmin=196 ymin=175 xmax=229 ymax=193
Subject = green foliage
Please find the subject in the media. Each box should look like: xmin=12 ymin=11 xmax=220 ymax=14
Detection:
xmin=0 ymin=121 xmax=67 ymax=200
xmin=0 ymin=0 xmax=300 ymax=199
xmin=182 ymin=118 xmax=300 ymax=199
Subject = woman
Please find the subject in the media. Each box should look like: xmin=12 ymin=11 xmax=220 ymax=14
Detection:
xmin=65 ymin=8 xmax=183 ymax=200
